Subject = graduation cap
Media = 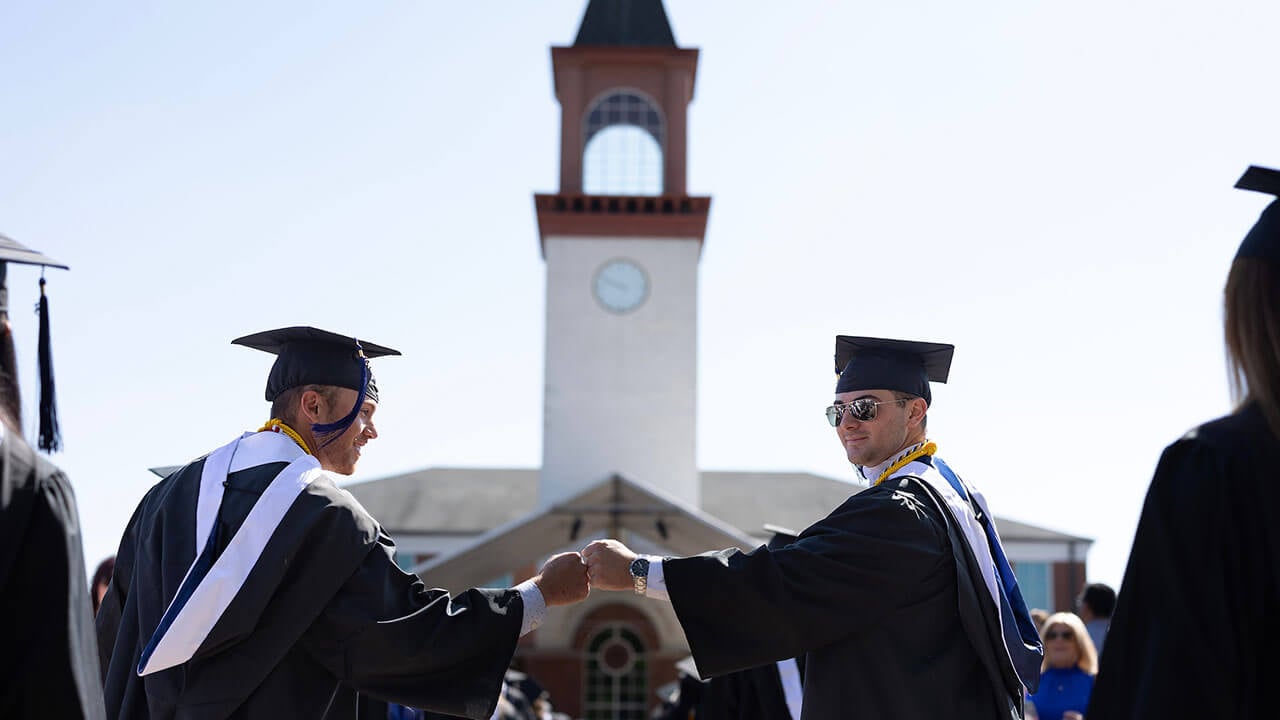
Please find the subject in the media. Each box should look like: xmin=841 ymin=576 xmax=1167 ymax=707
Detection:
xmin=1234 ymin=165 xmax=1280 ymax=262
xmin=0 ymin=233 xmax=69 ymax=452
xmin=834 ymin=336 xmax=954 ymax=405
xmin=232 ymin=326 xmax=400 ymax=445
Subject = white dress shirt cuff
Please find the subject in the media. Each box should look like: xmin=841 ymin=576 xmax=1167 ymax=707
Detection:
xmin=641 ymin=554 xmax=671 ymax=602
xmin=516 ymin=579 xmax=546 ymax=636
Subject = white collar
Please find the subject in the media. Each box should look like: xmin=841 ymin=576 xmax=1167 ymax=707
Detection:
xmin=856 ymin=440 xmax=929 ymax=483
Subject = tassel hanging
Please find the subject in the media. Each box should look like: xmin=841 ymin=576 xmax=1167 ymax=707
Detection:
xmin=311 ymin=360 xmax=369 ymax=449
xmin=37 ymin=275 xmax=60 ymax=452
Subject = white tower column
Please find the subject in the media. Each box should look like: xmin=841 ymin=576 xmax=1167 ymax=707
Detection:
xmin=540 ymin=235 xmax=699 ymax=507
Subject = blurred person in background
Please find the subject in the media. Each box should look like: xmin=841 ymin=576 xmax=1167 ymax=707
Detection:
xmin=1089 ymin=165 xmax=1280 ymax=718
xmin=651 ymin=655 xmax=705 ymax=720
xmin=1030 ymin=609 xmax=1050 ymax=633
xmin=1027 ymin=613 xmax=1096 ymax=720
xmin=1075 ymin=584 xmax=1114 ymax=658
xmin=90 ymin=556 xmax=114 ymax=615
xmin=0 ymin=381 xmax=104 ymax=718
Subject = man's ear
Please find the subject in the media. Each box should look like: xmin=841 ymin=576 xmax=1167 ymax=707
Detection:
xmin=299 ymin=389 xmax=324 ymax=423
xmin=909 ymin=398 xmax=927 ymax=426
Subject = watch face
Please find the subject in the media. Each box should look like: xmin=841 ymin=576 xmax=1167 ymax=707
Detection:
xmin=594 ymin=259 xmax=648 ymax=314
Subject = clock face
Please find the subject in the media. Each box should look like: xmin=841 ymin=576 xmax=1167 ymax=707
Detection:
xmin=593 ymin=259 xmax=649 ymax=314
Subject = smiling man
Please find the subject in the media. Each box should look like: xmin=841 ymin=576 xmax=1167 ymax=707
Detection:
xmin=97 ymin=326 xmax=589 ymax=720
xmin=584 ymin=336 xmax=1043 ymax=719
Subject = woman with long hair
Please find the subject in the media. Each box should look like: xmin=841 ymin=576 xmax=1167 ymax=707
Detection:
xmin=1089 ymin=165 xmax=1280 ymax=719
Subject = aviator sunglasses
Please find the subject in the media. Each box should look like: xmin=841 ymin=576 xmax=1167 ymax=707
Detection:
xmin=825 ymin=397 xmax=905 ymax=426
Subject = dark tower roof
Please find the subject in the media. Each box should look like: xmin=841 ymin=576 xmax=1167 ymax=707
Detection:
xmin=573 ymin=0 xmax=676 ymax=47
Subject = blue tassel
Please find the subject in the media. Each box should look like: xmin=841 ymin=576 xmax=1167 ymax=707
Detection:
xmin=311 ymin=359 xmax=369 ymax=449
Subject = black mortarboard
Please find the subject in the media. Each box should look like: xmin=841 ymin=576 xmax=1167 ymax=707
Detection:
xmin=1234 ymin=165 xmax=1280 ymax=262
xmin=0 ymin=233 xmax=69 ymax=452
xmin=834 ymin=336 xmax=954 ymax=405
xmin=232 ymin=327 xmax=400 ymax=445
xmin=232 ymin=326 xmax=400 ymax=402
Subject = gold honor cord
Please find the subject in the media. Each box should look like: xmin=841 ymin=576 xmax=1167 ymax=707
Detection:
xmin=874 ymin=441 xmax=938 ymax=487
xmin=258 ymin=418 xmax=314 ymax=456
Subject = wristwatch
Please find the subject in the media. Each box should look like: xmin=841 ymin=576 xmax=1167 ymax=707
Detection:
xmin=629 ymin=557 xmax=650 ymax=596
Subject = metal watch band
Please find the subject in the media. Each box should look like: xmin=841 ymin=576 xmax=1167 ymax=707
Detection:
xmin=630 ymin=557 xmax=650 ymax=596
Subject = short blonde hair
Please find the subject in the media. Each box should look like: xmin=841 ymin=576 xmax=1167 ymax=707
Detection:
xmin=1040 ymin=612 xmax=1097 ymax=675
xmin=270 ymin=384 xmax=339 ymax=427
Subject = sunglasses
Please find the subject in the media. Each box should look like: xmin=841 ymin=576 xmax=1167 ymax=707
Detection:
xmin=825 ymin=397 xmax=904 ymax=426
xmin=1044 ymin=629 xmax=1075 ymax=642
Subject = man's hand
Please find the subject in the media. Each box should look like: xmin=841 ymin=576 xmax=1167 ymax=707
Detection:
xmin=581 ymin=539 xmax=638 ymax=591
xmin=533 ymin=552 xmax=590 ymax=606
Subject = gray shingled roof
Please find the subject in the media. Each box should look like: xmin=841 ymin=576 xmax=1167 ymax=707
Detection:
xmin=700 ymin=471 xmax=865 ymax=537
xmin=991 ymin=515 xmax=1093 ymax=543
xmin=347 ymin=468 xmax=538 ymax=533
xmin=573 ymin=0 xmax=676 ymax=47
xmin=345 ymin=467 xmax=1092 ymax=544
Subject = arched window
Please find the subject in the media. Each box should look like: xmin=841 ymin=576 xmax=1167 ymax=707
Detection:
xmin=583 ymin=91 xmax=664 ymax=195
xmin=582 ymin=622 xmax=649 ymax=720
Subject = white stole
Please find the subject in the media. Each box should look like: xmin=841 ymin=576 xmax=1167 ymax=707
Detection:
xmin=138 ymin=431 xmax=321 ymax=675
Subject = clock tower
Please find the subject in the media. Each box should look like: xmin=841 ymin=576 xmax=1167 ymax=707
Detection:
xmin=535 ymin=0 xmax=710 ymax=508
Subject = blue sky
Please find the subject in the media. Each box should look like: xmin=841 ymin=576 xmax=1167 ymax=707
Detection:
xmin=3 ymin=0 xmax=1278 ymax=590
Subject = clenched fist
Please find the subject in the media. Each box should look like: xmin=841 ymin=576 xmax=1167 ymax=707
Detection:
xmin=533 ymin=552 xmax=590 ymax=606
xmin=581 ymin=539 xmax=639 ymax=591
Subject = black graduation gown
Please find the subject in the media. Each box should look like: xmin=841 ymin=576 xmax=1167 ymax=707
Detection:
xmin=379 ymin=669 xmax=540 ymax=720
xmin=1089 ymin=404 xmax=1280 ymax=719
xmin=663 ymin=477 xmax=1021 ymax=720
xmin=699 ymin=662 xmax=793 ymax=720
xmin=0 ymin=432 xmax=106 ymax=720
xmin=97 ymin=453 xmax=523 ymax=720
